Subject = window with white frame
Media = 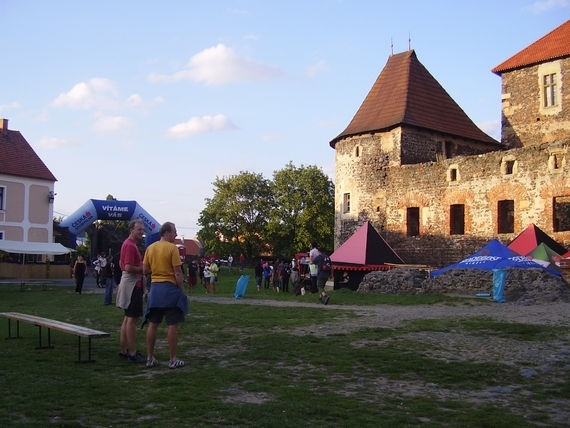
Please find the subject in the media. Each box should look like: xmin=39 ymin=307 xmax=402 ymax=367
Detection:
xmin=543 ymin=73 xmax=557 ymax=107
xmin=343 ymin=193 xmax=351 ymax=213
xmin=0 ymin=186 xmax=5 ymax=211
xmin=538 ymin=62 xmax=561 ymax=114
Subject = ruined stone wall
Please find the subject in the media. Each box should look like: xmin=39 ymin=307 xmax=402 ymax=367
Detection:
xmin=335 ymin=137 xmax=570 ymax=268
xmin=501 ymin=57 xmax=570 ymax=149
xmin=400 ymin=126 xmax=499 ymax=164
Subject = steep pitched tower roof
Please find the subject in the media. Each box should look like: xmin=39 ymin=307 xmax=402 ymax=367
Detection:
xmin=330 ymin=50 xmax=498 ymax=148
xmin=492 ymin=19 xmax=570 ymax=74
xmin=0 ymin=119 xmax=57 ymax=182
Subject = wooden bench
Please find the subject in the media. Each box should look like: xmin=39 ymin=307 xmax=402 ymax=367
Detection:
xmin=0 ymin=312 xmax=110 ymax=363
xmin=0 ymin=279 xmax=49 ymax=291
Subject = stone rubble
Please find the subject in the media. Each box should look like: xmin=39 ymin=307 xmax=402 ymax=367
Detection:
xmin=357 ymin=267 xmax=570 ymax=305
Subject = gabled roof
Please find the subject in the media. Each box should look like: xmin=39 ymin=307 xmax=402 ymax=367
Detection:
xmin=0 ymin=128 xmax=57 ymax=182
xmin=330 ymin=221 xmax=404 ymax=266
xmin=492 ymin=19 xmax=570 ymax=75
xmin=507 ymin=223 xmax=567 ymax=256
xmin=330 ymin=50 xmax=499 ymax=147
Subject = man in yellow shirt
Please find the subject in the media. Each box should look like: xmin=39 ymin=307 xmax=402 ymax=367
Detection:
xmin=142 ymin=222 xmax=188 ymax=369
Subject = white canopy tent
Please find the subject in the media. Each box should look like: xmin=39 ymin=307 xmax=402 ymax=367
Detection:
xmin=0 ymin=240 xmax=72 ymax=255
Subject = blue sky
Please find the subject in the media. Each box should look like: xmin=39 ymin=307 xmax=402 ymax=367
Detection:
xmin=1 ymin=0 xmax=568 ymax=238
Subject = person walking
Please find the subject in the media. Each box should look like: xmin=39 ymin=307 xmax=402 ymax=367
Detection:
xmin=254 ymin=259 xmax=263 ymax=291
xmin=116 ymin=220 xmax=147 ymax=363
xmin=209 ymin=259 xmax=219 ymax=293
xmin=313 ymin=248 xmax=332 ymax=305
xmin=142 ymin=222 xmax=188 ymax=369
xmin=72 ymin=254 xmax=88 ymax=294
xmin=103 ymin=255 xmax=114 ymax=305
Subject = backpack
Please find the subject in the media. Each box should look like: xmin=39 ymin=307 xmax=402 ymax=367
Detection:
xmin=321 ymin=256 xmax=332 ymax=273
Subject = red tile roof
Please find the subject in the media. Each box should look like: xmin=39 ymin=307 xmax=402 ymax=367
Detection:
xmin=492 ymin=19 xmax=570 ymax=75
xmin=330 ymin=50 xmax=498 ymax=148
xmin=0 ymin=128 xmax=57 ymax=182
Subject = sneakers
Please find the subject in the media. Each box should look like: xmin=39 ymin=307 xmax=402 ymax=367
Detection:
xmin=168 ymin=358 xmax=185 ymax=369
xmin=119 ymin=352 xmax=128 ymax=361
xmin=127 ymin=351 xmax=146 ymax=363
xmin=324 ymin=295 xmax=330 ymax=305
xmin=146 ymin=357 xmax=159 ymax=367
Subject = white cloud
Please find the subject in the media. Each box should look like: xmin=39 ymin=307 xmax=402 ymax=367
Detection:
xmin=148 ymin=44 xmax=285 ymax=85
xmin=0 ymin=102 xmax=22 ymax=111
xmin=166 ymin=114 xmax=238 ymax=138
xmin=51 ymin=78 xmax=118 ymax=109
xmin=91 ymin=115 xmax=134 ymax=132
xmin=51 ymin=80 xmax=163 ymax=112
xmin=36 ymin=137 xmax=75 ymax=149
xmin=525 ymin=0 xmax=569 ymax=12
xmin=126 ymin=94 xmax=164 ymax=107
xmin=305 ymin=60 xmax=329 ymax=77
xmin=477 ymin=120 xmax=501 ymax=140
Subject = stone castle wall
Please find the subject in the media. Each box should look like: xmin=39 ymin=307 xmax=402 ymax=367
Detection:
xmin=501 ymin=57 xmax=570 ymax=148
xmin=335 ymin=134 xmax=570 ymax=268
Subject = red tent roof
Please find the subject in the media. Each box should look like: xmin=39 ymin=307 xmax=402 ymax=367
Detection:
xmin=331 ymin=221 xmax=404 ymax=266
xmin=507 ymin=224 xmax=566 ymax=256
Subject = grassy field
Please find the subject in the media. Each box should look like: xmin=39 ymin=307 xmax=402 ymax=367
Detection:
xmin=0 ymin=269 xmax=568 ymax=427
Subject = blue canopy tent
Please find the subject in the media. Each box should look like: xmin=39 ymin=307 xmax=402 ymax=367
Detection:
xmin=430 ymin=239 xmax=561 ymax=278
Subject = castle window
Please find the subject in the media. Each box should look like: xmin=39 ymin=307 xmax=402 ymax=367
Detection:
xmin=406 ymin=207 xmax=420 ymax=237
xmin=444 ymin=141 xmax=453 ymax=159
xmin=355 ymin=146 xmax=360 ymax=157
xmin=501 ymin=157 xmax=516 ymax=175
xmin=343 ymin=193 xmax=351 ymax=213
xmin=450 ymin=204 xmax=465 ymax=235
xmin=553 ymin=196 xmax=570 ymax=232
xmin=449 ymin=168 xmax=457 ymax=182
xmin=497 ymin=200 xmax=514 ymax=234
xmin=549 ymin=152 xmax=564 ymax=170
xmin=543 ymin=73 xmax=557 ymax=107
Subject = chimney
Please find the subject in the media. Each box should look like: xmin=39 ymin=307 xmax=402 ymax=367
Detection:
xmin=0 ymin=118 xmax=8 ymax=134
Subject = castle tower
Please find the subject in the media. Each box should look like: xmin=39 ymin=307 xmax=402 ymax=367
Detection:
xmin=492 ymin=20 xmax=570 ymax=149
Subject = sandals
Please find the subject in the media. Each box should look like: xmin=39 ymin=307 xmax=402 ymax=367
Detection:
xmin=168 ymin=358 xmax=185 ymax=369
xmin=146 ymin=357 xmax=159 ymax=367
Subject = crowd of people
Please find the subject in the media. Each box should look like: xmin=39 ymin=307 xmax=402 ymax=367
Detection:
xmin=71 ymin=230 xmax=336 ymax=368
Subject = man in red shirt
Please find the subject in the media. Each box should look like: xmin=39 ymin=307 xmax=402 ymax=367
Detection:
xmin=116 ymin=220 xmax=146 ymax=363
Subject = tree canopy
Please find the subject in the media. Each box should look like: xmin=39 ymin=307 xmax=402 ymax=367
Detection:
xmin=197 ymin=164 xmax=334 ymax=261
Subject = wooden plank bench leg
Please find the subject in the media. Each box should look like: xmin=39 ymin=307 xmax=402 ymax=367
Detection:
xmin=5 ymin=319 xmax=23 ymax=340
xmin=36 ymin=325 xmax=54 ymax=350
xmin=75 ymin=336 xmax=96 ymax=364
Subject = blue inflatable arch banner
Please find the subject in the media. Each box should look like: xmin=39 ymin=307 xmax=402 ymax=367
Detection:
xmin=59 ymin=199 xmax=161 ymax=248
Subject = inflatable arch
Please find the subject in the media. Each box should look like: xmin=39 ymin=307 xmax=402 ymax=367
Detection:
xmin=59 ymin=199 xmax=161 ymax=248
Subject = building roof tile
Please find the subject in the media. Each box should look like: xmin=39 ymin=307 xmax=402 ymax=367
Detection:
xmin=492 ymin=19 xmax=570 ymax=75
xmin=330 ymin=50 xmax=498 ymax=147
xmin=0 ymin=127 xmax=57 ymax=182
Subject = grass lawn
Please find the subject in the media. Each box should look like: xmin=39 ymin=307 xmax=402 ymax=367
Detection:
xmin=0 ymin=269 xmax=567 ymax=427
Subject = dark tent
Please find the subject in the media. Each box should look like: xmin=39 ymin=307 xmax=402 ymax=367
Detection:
xmin=508 ymin=223 xmax=566 ymax=256
xmin=330 ymin=221 xmax=404 ymax=290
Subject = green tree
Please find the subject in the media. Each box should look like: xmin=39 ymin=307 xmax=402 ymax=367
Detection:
xmin=197 ymin=172 xmax=273 ymax=260
xmin=197 ymin=164 xmax=335 ymax=261
xmin=267 ymin=163 xmax=335 ymax=256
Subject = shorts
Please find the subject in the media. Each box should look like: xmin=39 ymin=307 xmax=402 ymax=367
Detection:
xmin=147 ymin=307 xmax=185 ymax=326
xmin=317 ymin=278 xmax=327 ymax=293
xmin=188 ymin=275 xmax=197 ymax=286
xmin=210 ymin=276 xmax=216 ymax=284
xmin=124 ymin=286 xmax=143 ymax=318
